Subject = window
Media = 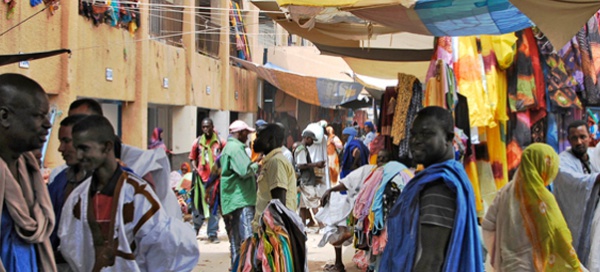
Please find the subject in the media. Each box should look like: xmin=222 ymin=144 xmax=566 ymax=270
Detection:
xmin=149 ymin=0 xmax=184 ymax=46
xmin=196 ymin=0 xmax=220 ymax=57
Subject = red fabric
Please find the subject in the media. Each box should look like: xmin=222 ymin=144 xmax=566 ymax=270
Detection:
xmin=523 ymin=28 xmax=547 ymax=111
xmin=93 ymin=194 xmax=114 ymax=238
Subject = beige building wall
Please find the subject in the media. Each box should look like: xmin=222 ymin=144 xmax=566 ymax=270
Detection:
xmin=0 ymin=0 xmax=259 ymax=168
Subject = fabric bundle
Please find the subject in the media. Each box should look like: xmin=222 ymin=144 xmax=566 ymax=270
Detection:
xmin=236 ymin=200 xmax=307 ymax=272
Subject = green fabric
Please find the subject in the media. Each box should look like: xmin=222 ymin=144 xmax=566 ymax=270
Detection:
xmin=220 ymin=137 xmax=257 ymax=215
xmin=199 ymin=133 xmax=220 ymax=166
xmin=192 ymin=172 xmax=210 ymax=218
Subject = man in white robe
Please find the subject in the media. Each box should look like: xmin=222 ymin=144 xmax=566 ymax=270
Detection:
xmin=554 ymin=120 xmax=600 ymax=268
xmin=59 ymin=115 xmax=198 ymax=271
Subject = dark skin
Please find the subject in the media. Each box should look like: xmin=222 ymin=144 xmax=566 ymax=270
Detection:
xmin=296 ymin=135 xmax=324 ymax=226
xmin=191 ymin=119 xmax=215 ymax=173
xmin=254 ymin=126 xmax=287 ymax=205
xmin=410 ymin=115 xmax=455 ymax=272
xmin=320 ymin=149 xmax=392 ymax=271
xmin=567 ymin=125 xmax=600 ymax=185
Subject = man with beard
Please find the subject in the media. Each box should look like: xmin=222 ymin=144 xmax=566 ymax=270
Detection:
xmin=553 ymin=120 xmax=600 ymax=268
xmin=0 ymin=73 xmax=56 ymax=271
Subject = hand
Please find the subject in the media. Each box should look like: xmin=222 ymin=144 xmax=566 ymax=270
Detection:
xmin=321 ymin=189 xmax=332 ymax=207
xmin=316 ymin=161 xmax=325 ymax=168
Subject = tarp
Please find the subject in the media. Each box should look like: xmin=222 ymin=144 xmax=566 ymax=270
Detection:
xmin=0 ymin=49 xmax=71 ymax=67
xmin=232 ymin=57 xmax=366 ymax=108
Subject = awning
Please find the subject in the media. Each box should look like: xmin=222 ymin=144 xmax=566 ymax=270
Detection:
xmin=232 ymin=57 xmax=366 ymax=108
xmin=0 ymin=49 xmax=71 ymax=66
xmin=261 ymin=0 xmax=600 ymax=49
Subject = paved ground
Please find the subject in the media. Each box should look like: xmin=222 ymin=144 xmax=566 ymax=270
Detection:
xmin=193 ymin=221 xmax=361 ymax=272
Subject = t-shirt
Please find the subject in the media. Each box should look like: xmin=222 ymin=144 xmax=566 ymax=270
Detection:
xmin=294 ymin=145 xmax=316 ymax=186
xmin=419 ymin=181 xmax=457 ymax=229
xmin=220 ymin=137 xmax=258 ymax=215
xmin=90 ymin=167 xmax=123 ymax=239
xmin=254 ymin=148 xmax=297 ymax=229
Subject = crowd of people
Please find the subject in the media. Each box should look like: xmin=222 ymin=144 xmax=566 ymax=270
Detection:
xmin=2 ymin=71 xmax=600 ymax=272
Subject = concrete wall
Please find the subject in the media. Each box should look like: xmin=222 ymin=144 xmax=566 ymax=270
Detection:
xmin=0 ymin=0 xmax=260 ymax=169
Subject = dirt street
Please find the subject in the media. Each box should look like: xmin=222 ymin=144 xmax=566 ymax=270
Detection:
xmin=193 ymin=222 xmax=361 ymax=272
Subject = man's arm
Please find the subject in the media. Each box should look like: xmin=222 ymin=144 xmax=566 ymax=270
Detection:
xmin=351 ymin=148 xmax=361 ymax=170
xmin=321 ymin=183 xmax=348 ymax=206
xmin=271 ymin=188 xmax=287 ymax=204
xmin=414 ymin=225 xmax=452 ymax=271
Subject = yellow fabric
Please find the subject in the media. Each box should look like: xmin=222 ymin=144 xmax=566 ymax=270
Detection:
xmin=490 ymin=33 xmax=518 ymax=70
xmin=253 ymin=148 xmax=298 ymax=231
xmin=424 ymin=76 xmax=445 ymax=107
xmin=391 ymin=73 xmax=416 ymax=145
xmin=465 ymin=158 xmax=484 ymax=215
xmin=515 ymin=143 xmax=581 ymax=271
xmin=454 ymin=36 xmax=495 ymax=127
xmin=486 ymin=123 xmax=508 ymax=190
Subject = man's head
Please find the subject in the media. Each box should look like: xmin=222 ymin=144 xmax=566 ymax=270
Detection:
xmin=567 ymin=120 xmax=590 ymax=158
xmin=326 ymin=126 xmax=335 ymax=136
xmin=409 ymin=106 xmax=455 ymax=167
xmin=302 ymin=131 xmax=317 ymax=147
xmin=58 ymin=114 xmax=87 ymax=166
xmin=376 ymin=150 xmax=392 ymax=167
xmin=201 ymin=118 xmax=214 ymax=138
xmin=0 ymin=74 xmax=51 ymax=155
xmin=72 ymin=115 xmax=116 ymax=172
xmin=254 ymin=123 xmax=285 ymax=154
xmin=364 ymin=121 xmax=374 ymax=133
xmin=255 ymin=119 xmax=267 ymax=129
xmin=180 ymin=162 xmax=190 ymax=174
xmin=341 ymin=127 xmax=358 ymax=143
xmin=229 ymin=120 xmax=255 ymax=144
xmin=68 ymin=98 xmax=103 ymax=116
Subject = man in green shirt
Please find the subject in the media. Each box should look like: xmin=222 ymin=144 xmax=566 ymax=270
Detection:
xmin=220 ymin=120 xmax=258 ymax=267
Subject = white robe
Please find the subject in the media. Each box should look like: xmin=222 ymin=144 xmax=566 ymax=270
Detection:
xmin=58 ymin=171 xmax=199 ymax=272
xmin=121 ymin=144 xmax=182 ymax=219
xmin=554 ymin=148 xmax=600 ymax=264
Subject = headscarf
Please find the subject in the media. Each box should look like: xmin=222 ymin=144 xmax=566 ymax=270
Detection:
xmin=180 ymin=162 xmax=190 ymax=175
xmin=364 ymin=121 xmax=375 ymax=131
xmin=148 ymin=127 xmax=165 ymax=150
xmin=515 ymin=143 xmax=581 ymax=271
xmin=342 ymin=127 xmax=358 ymax=148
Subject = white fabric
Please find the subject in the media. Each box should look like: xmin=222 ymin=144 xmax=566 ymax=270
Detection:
xmin=295 ymin=148 xmax=308 ymax=165
xmin=316 ymin=165 xmax=376 ymax=247
xmin=48 ymin=164 xmax=68 ymax=185
xmin=282 ymin=146 xmax=294 ymax=165
xmin=169 ymin=171 xmax=182 ymax=189
xmin=58 ymin=173 xmax=199 ymax=272
xmin=482 ymin=182 xmax=534 ymax=271
xmin=554 ymin=148 xmax=600 ymax=252
xmin=588 ymin=204 xmax=600 ymax=272
xmin=121 ymin=145 xmax=182 ymax=219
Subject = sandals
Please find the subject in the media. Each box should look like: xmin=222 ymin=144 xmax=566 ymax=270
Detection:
xmin=323 ymin=263 xmax=346 ymax=272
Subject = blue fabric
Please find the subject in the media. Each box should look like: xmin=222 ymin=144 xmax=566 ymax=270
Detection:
xmin=371 ymin=162 xmax=407 ymax=233
xmin=340 ymin=139 xmax=369 ymax=179
xmin=342 ymin=127 xmax=357 ymax=137
xmin=364 ymin=121 xmax=374 ymax=130
xmin=379 ymin=160 xmax=483 ymax=272
xmin=48 ymin=168 xmax=69 ymax=252
xmin=1 ymin=207 xmax=38 ymax=272
xmin=414 ymin=0 xmax=532 ymax=36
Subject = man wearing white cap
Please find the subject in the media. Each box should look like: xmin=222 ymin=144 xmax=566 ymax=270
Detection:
xmin=220 ymin=120 xmax=258 ymax=267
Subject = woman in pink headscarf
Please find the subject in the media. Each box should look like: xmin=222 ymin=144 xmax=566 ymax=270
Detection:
xmin=148 ymin=127 xmax=169 ymax=153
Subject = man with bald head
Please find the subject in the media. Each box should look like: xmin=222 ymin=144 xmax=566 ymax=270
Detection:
xmin=0 ymin=73 xmax=56 ymax=271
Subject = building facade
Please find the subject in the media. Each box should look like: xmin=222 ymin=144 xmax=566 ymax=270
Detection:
xmin=0 ymin=0 xmax=260 ymax=168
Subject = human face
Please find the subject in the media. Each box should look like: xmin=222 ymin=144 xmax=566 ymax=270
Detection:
xmin=202 ymin=120 xmax=214 ymax=137
xmin=409 ymin=116 xmax=452 ymax=167
xmin=4 ymin=93 xmax=51 ymax=153
xmin=326 ymin=127 xmax=334 ymax=136
xmin=303 ymin=136 xmax=314 ymax=147
xmin=58 ymin=125 xmax=79 ymax=166
xmin=73 ymin=130 xmax=110 ymax=172
xmin=238 ymin=130 xmax=250 ymax=144
xmin=180 ymin=163 xmax=189 ymax=174
xmin=568 ymin=125 xmax=590 ymax=158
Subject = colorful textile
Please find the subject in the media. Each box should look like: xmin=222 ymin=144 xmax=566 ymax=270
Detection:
xmin=454 ymin=36 xmax=495 ymax=127
xmin=379 ymin=159 xmax=483 ymax=272
xmin=148 ymin=127 xmax=167 ymax=151
xmin=59 ymin=167 xmax=199 ymax=271
xmin=398 ymin=80 xmax=423 ymax=160
xmin=189 ymin=133 xmax=224 ymax=182
xmin=0 ymin=152 xmax=55 ymax=272
xmin=340 ymin=139 xmax=370 ymax=179
xmin=371 ymin=162 xmax=413 ymax=233
xmin=380 ymin=87 xmax=397 ymax=136
xmin=352 ymin=168 xmax=384 ymax=221
xmin=220 ymin=137 xmax=258 ymax=215
xmin=507 ymin=29 xmax=543 ymax=112
xmin=327 ymin=135 xmax=343 ymax=184
xmin=391 ymin=73 xmax=416 ymax=145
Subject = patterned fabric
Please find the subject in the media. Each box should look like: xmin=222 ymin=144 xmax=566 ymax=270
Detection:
xmin=507 ymin=29 xmax=544 ymax=112
xmin=398 ymin=82 xmax=423 ymax=160
xmin=577 ymin=13 xmax=600 ymax=106
xmin=515 ymin=144 xmax=581 ymax=271
xmin=391 ymin=73 xmax=416 ymax=145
